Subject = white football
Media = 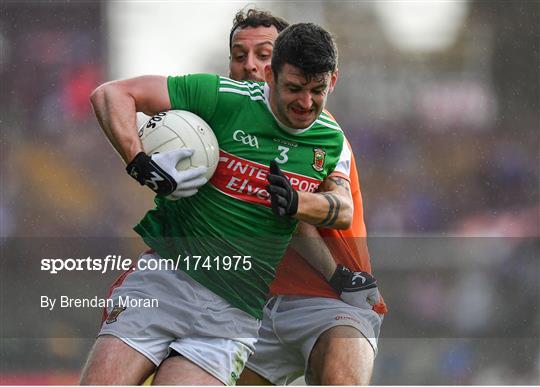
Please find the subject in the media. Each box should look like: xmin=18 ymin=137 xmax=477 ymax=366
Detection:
xmin=138 ymin=110 xmax=219 ymax=180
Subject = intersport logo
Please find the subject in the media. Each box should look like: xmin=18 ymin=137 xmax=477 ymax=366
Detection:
xmin=210 ymin=150 xmax=321 ymax=207
xmin=233 ymin=130 xmax=259 ymax=149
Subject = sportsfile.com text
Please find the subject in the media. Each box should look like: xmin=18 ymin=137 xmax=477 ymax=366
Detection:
xmin=40 ymin=255 xmax=252 ymax=274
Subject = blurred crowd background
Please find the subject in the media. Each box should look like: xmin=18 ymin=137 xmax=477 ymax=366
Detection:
xmin=1 ymin=1 xmax=538 ymax=385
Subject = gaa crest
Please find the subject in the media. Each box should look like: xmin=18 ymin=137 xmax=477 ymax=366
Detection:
xmin=105 ymin=305 xmax=126 ymax=324
xmin=312 ymin=148 xmax=326 ymax=172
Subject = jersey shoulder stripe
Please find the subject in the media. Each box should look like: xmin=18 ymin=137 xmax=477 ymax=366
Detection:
xmin=219 ymin=82 xmax=264 ymax=95
xmin=314 ymin=118 xmax=342 ymax=132
xmin=319 ymin=111 xmax=340 ymax=125
xmin=218 ymin=87 xmax=265 ymax=101
xmin=219 ymin=77 xmax=264 ymax=92
xmin=219 ymin=76 xmax=263 ymax=86
xmin=218 ymin=78 xmax=265 ymax=101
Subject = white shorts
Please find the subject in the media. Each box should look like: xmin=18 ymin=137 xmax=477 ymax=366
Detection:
xmin=246 ymin=295 xmax=383 ymax=385
xmin=99 ymin=252 xmax=260 ymax=385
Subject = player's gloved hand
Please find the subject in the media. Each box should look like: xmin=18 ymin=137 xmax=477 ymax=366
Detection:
xmin=329 ymin=264 xmax=381 ymax=310
xmin=126 ymin=149 xmax=208 ymax=200
xmin=266 ymin=160 xmax=299 ymax=217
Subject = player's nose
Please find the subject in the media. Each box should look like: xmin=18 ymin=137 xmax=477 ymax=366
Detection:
xmin=297 ymin=92 xmax=312 ymax=110
xmin=244 ymin=53 xmax=257 ymax=74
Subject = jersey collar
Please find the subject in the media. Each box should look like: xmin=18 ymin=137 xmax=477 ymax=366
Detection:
xmin=263 ymin=84 xmax=315 ymax=135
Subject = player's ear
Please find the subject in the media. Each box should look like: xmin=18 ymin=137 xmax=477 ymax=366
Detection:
xmin=328 ymin=69 xmax=338 ymax=93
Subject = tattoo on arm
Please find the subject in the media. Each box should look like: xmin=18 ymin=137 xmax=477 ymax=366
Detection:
xmin=328 ymin=176 xmax=350 ymax=192
xmin=318 ymin=193 xmax=341 ymax=227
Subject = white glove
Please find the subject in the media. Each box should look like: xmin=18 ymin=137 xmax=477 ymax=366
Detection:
xmin=126 ymin=148 xmax=208 ymax=199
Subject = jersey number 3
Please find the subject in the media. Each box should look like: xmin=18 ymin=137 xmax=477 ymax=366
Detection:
xmin=275 ymin=145 xmax=289 ymax=164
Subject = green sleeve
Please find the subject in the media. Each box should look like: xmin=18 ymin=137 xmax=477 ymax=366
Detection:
xmin=167 ymin=74 xmax=220 ymax=123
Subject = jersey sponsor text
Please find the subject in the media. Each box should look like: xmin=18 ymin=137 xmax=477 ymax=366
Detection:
xmin=210 ymin=150 xmax=321 ymax=206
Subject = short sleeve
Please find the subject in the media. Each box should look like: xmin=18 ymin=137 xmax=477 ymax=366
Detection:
xmin=167 ymin=74 xmax=220 ymax=123
xmin=331 ymin=138 xmax=352 ymax=181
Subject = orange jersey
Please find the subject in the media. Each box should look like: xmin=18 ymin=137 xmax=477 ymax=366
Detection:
xmin=269 ymin=148 xmax=388 ymax=314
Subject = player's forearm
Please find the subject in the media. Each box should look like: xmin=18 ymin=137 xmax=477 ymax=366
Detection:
xmin=290 ymin=222 xmax=337 ymax=280
xmin=90 ymin=82 xmax=143 ymax=164
xmin=295 ymin=191 xmax=353 ymax=229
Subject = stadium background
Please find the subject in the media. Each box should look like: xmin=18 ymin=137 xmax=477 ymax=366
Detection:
xmin=0 ymin=1 xmax=538 ymax=384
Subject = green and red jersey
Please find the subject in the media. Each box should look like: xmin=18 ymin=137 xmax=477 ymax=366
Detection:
xmin=134 ymin=74 xmax=350 ymax=318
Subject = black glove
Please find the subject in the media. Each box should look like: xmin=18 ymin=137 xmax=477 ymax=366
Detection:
xmin=266 ymin=160 xmax=299 ymax=217
xmin=126 ymin=149 xmax=207 ymax=200
xmin=329 ymin=264 xmax=381 ymax=309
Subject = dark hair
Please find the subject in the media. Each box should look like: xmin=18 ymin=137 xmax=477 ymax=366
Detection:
xmin=271 ymin=23 xmax=338 ymax=82
xmin=229 ymin=8 xmax=289 ymax=50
